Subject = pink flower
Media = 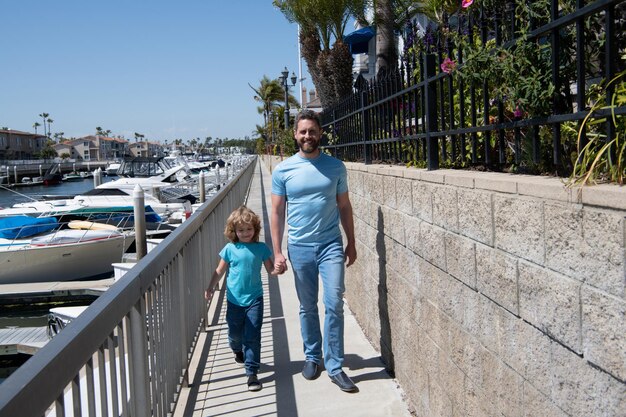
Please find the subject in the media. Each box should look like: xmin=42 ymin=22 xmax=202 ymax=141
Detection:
xmin=462 ymin=0 xmax=474 ymax=8
xmin=440 ymin=57 xmax=457 ymax=74
xmin=513 ymin=106 xmax=523 ymax=118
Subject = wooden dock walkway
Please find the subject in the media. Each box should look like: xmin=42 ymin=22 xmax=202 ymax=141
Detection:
xmin=0 ymin=327 xmax=48 ymax=356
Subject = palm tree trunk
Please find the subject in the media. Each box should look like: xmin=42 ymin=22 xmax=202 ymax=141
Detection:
xmin=375 ymin=0 xmax=397 ymax=76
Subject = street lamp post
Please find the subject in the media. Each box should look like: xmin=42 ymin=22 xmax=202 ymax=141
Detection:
xmin=280 ymin=67 xmax=297 ymax=129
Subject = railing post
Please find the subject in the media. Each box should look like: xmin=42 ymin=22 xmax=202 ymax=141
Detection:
xmin=424 ymin=53 xmax=439 ymax=170
xmin=129 ymin=298 xmax=150 ymax=417
xmin=133 ymin=185 xmax=147 ymax=260
xmin=199 ymin=171 xmax=206 ymax=203
xmin=361 ymin=90 xmax=371 ymax=164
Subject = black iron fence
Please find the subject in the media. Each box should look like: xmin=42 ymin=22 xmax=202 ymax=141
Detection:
xmin=321 ymin=0 xmax=626 ymax=175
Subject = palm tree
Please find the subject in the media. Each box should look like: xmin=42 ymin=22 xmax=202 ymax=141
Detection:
xmin=134 ymin=132 xmax=144 ymax=143
xmin=249 ymin=76 xmax=285 ymax=127
xmin=375 ymin=0 xmax=397 ymax=75
xmin=39 ymin=113 xmax=49 ymax=137
xmin=46 ymin=119 xmax=53 ymax=138
xmin=274 ymin=0 xmax=367 ymax=107
xmin=33 ymin=122 xmax=41 ymax=134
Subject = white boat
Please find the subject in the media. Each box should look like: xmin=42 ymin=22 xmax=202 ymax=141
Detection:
xmin=105 ymin=163 xmax=121 ymax=176
xmin=0 ymin=226 xmax=134 ymax=284
xmin=0 ymin=186 xmax=190 ymax=221
xmin=62 ymin=172 xmax=83 ymax=182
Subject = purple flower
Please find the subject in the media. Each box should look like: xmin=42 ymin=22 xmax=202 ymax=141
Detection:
xmin=514 ymin=106 xmax=523 ymax=118
xmin=462 ymin=0 xmax=474 ymax=8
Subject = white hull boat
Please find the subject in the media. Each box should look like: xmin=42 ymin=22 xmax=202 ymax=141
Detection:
xmin=0 ymin=228 xmax=134 ymax=284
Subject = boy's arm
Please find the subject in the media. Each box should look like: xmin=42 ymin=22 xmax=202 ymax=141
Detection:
xmin=204 ymin=258 xmax=228 ymax=301
xmin=263 ymin=258 xmax=280 ymax=276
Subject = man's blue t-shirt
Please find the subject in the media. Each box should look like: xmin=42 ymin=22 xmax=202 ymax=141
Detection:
xmin=220 ymin=242 xmax=272 ymax=306
xmin=271 ymin=152 xmax=348 ymax=245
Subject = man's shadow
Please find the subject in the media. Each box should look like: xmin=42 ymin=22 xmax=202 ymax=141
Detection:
xmin=376 ymin=207 xmax=394 ymax=375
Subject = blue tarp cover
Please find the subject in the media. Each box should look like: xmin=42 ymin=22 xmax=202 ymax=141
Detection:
xmin=0 ymin=216 xmax=58 ymax=239
xmin=343 ymin=26 xmax=375 ymax=54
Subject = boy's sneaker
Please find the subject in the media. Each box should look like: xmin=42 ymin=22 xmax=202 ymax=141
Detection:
xmin=247 ymin=374 xmax=262 ymax=391
xmin=234 ymin=351 xmax=244 ymax=364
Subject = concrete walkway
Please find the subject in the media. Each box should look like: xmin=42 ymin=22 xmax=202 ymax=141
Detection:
xmin=174 ymin=160 xmax=412 ymax=417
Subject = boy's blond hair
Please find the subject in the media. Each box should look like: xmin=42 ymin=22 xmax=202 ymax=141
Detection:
xmin=224 ymin=206 xmax=262 ymax=242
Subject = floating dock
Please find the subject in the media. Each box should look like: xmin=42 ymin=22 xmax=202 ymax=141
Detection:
xmin=0 ymin=277 xmax=115 ymax=306
xmin=0 ymin=326 xmax=48 ymax=356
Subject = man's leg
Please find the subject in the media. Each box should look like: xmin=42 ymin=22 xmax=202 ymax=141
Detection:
xmin=318 ymin=239 xmax=346 ymax=377
xmin=288 ymin=243 xmax=322 ymax=364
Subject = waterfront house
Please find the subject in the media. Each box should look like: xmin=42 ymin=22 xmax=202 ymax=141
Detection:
xmin=0 ymin=129 xmax=47 ymax=160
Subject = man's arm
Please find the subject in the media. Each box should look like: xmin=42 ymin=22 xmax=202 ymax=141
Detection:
xmin=271 ymin=193 xmax=288 ymax=273
xmin=337 ymin=191 xmax=357 ymax=267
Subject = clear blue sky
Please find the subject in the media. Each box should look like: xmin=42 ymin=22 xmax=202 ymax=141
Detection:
xmin=0 ymin=1 xmax=309 ymax=143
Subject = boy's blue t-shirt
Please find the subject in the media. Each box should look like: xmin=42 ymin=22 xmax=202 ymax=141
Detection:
xmin=271 ymin=152 xmax=348 ymax=246
xmin=220 ymin=241 xmax=272 ymax=306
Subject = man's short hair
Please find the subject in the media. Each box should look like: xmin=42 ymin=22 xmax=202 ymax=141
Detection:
xmin=294 ymin=110 xmax=321 ymax=130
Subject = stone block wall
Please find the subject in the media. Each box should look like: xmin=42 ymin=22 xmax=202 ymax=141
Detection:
xmin=261 ymin=155 xmax=625 ymax=416
xmin=344 ymin=163 xmax=626 ymax=417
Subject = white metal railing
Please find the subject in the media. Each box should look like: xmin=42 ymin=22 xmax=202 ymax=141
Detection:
xmin=0 ymin=157 xmax=257 ymax=417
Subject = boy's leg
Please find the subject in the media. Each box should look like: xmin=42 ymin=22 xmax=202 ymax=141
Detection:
xmin=242 ymin=296 xmax=264 ymax=376
xmin=318 ymin=239 xmax=346 ymax=377
xmin=226 ymin=300 xmax=245 ymax=355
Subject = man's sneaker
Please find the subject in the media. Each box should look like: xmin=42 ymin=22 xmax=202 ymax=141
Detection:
xmin=247 ymin=374 xmax=262 ymax=391
xmin=302 ymin=360 xmax=320 ymax=380
xmin=329 ymin=371 xmax=358 ymax=393
xmin=234 ymin=351 xmax=244 ymax=364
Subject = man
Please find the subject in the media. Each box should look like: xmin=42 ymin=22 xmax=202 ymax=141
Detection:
xmin=271 ymin=109 xmax=358 ymax=393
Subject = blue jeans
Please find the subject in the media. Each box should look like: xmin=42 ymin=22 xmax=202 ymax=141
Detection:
xmin=226 ymin=296 xmax=263 ymax=376
xmin=288 ymin=238 xmax=345 ymax=376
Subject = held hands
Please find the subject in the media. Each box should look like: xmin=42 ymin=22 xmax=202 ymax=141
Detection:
xmin=273 ymin=253 xmax=288 ymax=275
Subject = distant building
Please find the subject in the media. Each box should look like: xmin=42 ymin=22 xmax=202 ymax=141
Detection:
xmin=0 ymin=129 xmax=47 ymax=160
xmin=53 ymin=135 xmax=131 ymax=160
xmin=301 ymin=88 xmax=323 ymax=113
xmin=128 ymin=141 xmax=164 ymax=158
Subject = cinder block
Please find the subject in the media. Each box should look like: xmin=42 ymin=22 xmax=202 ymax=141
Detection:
xmin=404 ymin=216 xmax=422 ymax=257
xmin=432 ymin=184 xmax=459 ymax=232
xmin=494 ymin=195 xmax=544 ymax=265
xmin=383 ymin=175 xmax=398 ymax=209
xmin=476 ymin=244 xmax=519 ymax=315
xmin=581 ymin=210 xmax=624 ymax=297
xmin=516 ymin=175 xmax=571 ymax=202
xmin=420 ymin=221 xmax=447 ymax=271
xmin=348 ymin=170 xmax=365 ymax=196
xmin=481 ymin=353 xmax=523 ymax=417
xmin=368 ymin=173 xmax=384 ymax=204
xmin=412 ymin=181 xmax=434 ymax=223
xmin=458 ymin=188 xmax=494 ymax=246
xmin=396 ymin=177 xmax=413 ymax=214
xmin=551 ymin=342 xmax=626 ymax=416
xmin=496 ymin=311 xmax=553 ymax=396
xmin=380 ymin=206 xmax=406 ymax=246
xmin=518 ymin=261 xmax=582 ymax=353
xmin=445 ymin=232 xmax=477 ymax=289
xmin=581 ymin=183 xmax=626 ymax=210
xmin=474 ymin=173 xmax=517 ymax=194
xmin=523 ymin=382 xmax=569 ymax=417
xmin=581 ymin=285 xmax=626 ymax=381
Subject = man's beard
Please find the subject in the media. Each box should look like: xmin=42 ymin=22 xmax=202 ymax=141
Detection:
xmin=298 ymin=139 xmax=319 ymax=153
